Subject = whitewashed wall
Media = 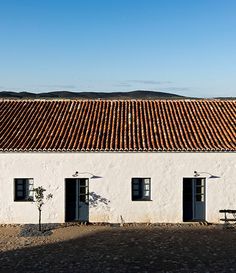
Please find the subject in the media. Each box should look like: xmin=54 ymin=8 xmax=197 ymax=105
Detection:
xmin=0 ymin=152 xmax=235 ymax=224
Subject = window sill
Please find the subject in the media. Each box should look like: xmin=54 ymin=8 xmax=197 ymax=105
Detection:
xmin=14 ymin=200 xmax=34 ymax=202
xmin=132 ymin=199 xmax=153 ymax=202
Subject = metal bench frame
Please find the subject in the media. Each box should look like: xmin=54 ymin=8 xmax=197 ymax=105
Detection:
xmin=219 ymin=210 xmax=236 ymax=225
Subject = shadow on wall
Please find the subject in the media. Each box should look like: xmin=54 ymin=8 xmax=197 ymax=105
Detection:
xmin=89 ymin=192 xmax=110 ymax=208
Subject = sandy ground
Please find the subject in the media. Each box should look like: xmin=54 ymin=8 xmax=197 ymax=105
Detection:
xmin=0 ymin=224 xmax=236 ymax=273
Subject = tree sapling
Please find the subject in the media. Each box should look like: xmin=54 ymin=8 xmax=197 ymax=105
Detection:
xmin=33 ymin=186 xmax=53 ymax=231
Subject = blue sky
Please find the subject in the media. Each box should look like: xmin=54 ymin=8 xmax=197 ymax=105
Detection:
xmin=0 ymin=0 xmax=236 ymax=97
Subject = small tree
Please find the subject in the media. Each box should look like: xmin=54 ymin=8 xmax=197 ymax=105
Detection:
xmin=33 ymin=186 xmax=53 ymax=231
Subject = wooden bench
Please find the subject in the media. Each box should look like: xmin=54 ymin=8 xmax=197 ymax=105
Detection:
xmin=219 ymin=209 xmax=236 ymax=224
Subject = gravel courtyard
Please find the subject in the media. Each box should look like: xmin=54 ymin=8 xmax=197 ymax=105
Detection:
xmin=0 ymin=224 xmax=236 ymax=273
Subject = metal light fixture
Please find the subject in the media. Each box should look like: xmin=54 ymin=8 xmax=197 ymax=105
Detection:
xmin=72 ymin=171 xmax=79 ymax=177
xmin=72 ymin=171 xmax=102 ymax=179
xmin=194 ymin=171 xmax=220 ymax=179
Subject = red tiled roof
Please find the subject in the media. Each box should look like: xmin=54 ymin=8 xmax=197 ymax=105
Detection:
xmin=0 ymin=100 xmax=235 ymax=152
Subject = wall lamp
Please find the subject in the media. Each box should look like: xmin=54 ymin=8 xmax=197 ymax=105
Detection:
xmin=72 ymin=171 xmax=102 ymax=179
xmin=194 ymin=171 xmax=220 ymax=179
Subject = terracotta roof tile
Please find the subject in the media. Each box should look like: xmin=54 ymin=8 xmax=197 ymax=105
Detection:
xmin=0 ymin=99 xmax=235 ymax=152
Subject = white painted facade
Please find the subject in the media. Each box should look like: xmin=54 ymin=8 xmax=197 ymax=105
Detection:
xmin=0 ymin=152 xmax=235 ymax=224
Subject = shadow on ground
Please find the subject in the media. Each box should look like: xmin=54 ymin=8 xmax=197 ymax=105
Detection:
xmin=1 ymin=226 xmax=236 ymax=273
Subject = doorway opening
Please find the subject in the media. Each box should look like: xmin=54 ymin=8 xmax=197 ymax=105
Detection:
xmin=65 ymin=178 xmax=89 ymax=222
xmin=183 ymin=177 xmax=206 ymax=222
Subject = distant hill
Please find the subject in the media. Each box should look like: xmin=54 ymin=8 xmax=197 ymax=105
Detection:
xmin=0 ymin=90 xmax=234 ymax=100
xmin=0 ymin=90 xmax=185 ymax=100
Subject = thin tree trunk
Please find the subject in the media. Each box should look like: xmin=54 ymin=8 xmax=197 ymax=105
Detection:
xmin=39 ymin=208 xmax=42 ymax=231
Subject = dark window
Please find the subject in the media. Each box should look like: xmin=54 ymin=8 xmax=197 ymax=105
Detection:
xmin=14 ymin=178 xmax=34 ymax=201
xmin=132 ymin=178 xmax=151 ymax=201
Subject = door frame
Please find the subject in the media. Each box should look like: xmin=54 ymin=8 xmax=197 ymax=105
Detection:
xmin=64 ymin=178 xmax=89 ymax=222
xmin=182 ymin=177 xmax=206 ymax=222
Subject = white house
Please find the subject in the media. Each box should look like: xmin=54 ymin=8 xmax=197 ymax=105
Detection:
xmin=0 ymin=99 xmax=235 ymax=224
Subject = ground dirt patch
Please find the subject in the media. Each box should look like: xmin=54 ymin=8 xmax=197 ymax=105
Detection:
xmin=0 ymin=224 xmax=236 ymax=272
